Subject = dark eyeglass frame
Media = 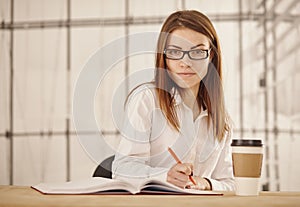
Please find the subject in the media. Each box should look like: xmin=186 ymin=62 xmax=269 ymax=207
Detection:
xmin=163 ymin=48 xmax=211 ymax=60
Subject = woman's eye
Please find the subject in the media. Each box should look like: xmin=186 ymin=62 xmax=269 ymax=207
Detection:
xmin=193 ymin=50 xmax=204 ymax=55
xmin=170 ymin=50 xmax=180 ymax=54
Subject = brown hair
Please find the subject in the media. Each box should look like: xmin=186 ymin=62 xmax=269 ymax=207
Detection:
xmin=155 ymin=10 xmax=230 ymax=141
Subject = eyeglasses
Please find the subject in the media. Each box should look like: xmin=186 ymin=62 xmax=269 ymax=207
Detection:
xmin=164 ymin=48 xmax=211 ymax=60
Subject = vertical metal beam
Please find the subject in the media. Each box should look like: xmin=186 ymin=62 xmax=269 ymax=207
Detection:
xmin=263 ymin=0 xmax=270 ymax=191
xmin=272 ymin=0 xmax=280 ymax=191
xmin=257 ymin=0 xmax=282 ymax=27
xmin=66 ymin=0 xmax=71 ymax=181
xmin=181 ymin=0 xmax=186 ymax=10
xmin=255 ymin=0 xmax=299 ymax=45
xmin=238 ymin=0 xmax=244 ymax=138
xmin=8 ymin=0 xmax=14 ymax=185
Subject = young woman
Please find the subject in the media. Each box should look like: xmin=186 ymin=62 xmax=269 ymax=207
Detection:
xmin=112 ymin=10 xmax=235 ymax=191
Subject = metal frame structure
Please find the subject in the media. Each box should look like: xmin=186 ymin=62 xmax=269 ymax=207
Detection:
xmin=0 ymin=0 xmax=299 ymax=191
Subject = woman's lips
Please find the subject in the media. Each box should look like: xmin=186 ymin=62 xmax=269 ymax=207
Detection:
xmin=177 ymin=72 xmax=196 ymax=77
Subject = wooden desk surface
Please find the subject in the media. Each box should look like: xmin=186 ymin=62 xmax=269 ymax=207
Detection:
xmin=0 ymin=185 xmax=300 ymax=207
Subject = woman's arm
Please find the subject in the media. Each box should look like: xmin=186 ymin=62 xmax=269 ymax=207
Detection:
xmin=206 ymin=131 xmax=236 ymax=191
xmin=112 ymin=85 xmax=168 ymax=180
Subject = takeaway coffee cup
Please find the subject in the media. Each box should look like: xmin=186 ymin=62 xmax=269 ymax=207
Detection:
xmin=231 ymin=139 xmax=263 ymax=196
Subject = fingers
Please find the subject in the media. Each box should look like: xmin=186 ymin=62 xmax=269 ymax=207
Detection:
xmin=167 ymin=163 xmax=194 ymax=188
xmin=187 ymin=177 xmax=211 ymax=190
xmin=176 ymin=163 xmax=193 ymax=175
xmin=167 ymin=175 xmax=188 ymax=188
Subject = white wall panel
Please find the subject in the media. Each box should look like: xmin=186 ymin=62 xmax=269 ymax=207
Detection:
xmin=95 ymin=59 xmax=125 ymax=131
xmin=13 ymin=136 xmax=66 ymax=185
xmin=70 ymin=134 xmax=119 ymax=180
xmin=0 ymin=0 xmax=10 ymax=22
xmin=71 ymin=26 xmax=125 ymax=132
xmin=0 ymin=138 xmax=9 ymax=185
xmin=129 ymin=0 xmax=177 ymax=17
xmin=186 ymin=0 xmax=238 ymax=14
xmin=213 ymin=22 xmax=240 ymax=131
xmin=14 ymin=0 xmax=66 ymax=21
xmin=71 ymin=0 xmax=125 ymax=18
xmin=0 ymin=31 xmax=10 ymax=133
xmin=278 ymin=135 xmax=300 ymax=191
xmin=70 ymin=135 xmax=95 ymax=180
xmin=13 ymin=29 xmax=67 ymax=132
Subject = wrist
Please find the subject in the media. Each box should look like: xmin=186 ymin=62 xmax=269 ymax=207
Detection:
xmin=203 ymin=177 xmax=212 ymax=190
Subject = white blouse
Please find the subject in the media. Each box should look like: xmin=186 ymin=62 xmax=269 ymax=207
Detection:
xmin=112 ymin=83 xmax=235 ymax=191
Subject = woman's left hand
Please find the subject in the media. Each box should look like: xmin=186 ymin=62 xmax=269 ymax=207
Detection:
xmin=186 ymin=177 xmax=212 ymax=190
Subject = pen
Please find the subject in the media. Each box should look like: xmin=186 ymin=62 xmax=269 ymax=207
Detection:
xmin=168 ymin=147 xmax=197 ymax=185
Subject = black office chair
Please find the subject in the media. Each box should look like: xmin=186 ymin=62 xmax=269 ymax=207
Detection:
xmin=93 ymin=155 xmax=115 ymax=178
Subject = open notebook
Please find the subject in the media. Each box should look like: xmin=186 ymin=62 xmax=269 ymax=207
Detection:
xmin=32 ymin=177 xmax=222 ymax=195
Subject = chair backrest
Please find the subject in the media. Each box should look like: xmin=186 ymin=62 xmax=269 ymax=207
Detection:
xmin=92 ymin=155 xmax=115 ymax=178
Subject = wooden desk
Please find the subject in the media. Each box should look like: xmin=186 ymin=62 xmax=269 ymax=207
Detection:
xmin=0 ymin=185 xmax=299 ymax=207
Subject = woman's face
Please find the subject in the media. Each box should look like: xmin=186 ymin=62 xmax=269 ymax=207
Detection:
xmin=165 ymin=28 xmax=211 ymax=92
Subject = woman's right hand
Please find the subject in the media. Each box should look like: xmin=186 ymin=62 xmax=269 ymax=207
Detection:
xmin=166 ymin=163 xmax=194 ymax=188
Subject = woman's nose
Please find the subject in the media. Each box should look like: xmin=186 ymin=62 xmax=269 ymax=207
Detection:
xmin=180 ymin=54 xmax=193 ymax=67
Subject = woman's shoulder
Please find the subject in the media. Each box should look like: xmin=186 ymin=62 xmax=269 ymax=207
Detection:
xmin=126 ymin=82 xmax=158 ymax=108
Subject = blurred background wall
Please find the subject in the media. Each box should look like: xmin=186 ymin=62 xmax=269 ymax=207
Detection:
xmin=0 ymin=0 xmax=299 ymax=191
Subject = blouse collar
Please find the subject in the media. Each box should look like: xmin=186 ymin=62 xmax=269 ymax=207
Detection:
xmin=172 ymin=88 xmax=208 ymax=117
